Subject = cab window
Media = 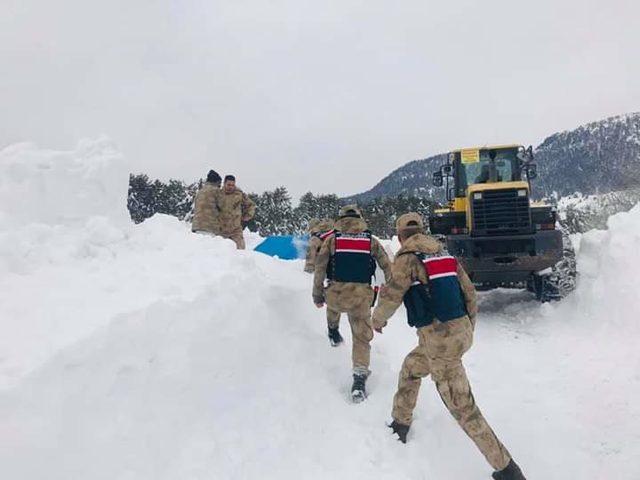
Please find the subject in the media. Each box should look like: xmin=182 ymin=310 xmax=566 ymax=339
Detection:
xmin=456 ymin=148 xmax=519 ymax=195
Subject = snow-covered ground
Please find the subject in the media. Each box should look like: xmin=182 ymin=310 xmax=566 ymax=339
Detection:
xmin=1 ymin=140 xmax=639 ymax=479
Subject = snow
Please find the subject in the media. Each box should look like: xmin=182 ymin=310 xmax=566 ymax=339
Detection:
xmin=0 ymin=137 xmax=130 ymax=230
xmin=1 ymin=140 xmax=639 ymax=479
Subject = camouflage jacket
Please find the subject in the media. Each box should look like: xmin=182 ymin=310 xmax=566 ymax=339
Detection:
xmin=371 ymin=233 xmax=477 ymax=329
xmin=191 ymin=182 xmax=220 ymax=234
xmin=304 ymin=235 xmax=323 ymax=273
xmin=213 ymin=188 xmax=256 ymax=234
xmin=304 ymin=223 xmax=335 ymax=273
xmin=312 ymin=217 xmax=392 ymax=306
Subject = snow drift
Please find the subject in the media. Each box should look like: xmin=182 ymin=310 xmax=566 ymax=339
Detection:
xmin=1 ymin=139 xmax=639 ymax=479
xmin=0 ymin=137 xmax=129 ymax=229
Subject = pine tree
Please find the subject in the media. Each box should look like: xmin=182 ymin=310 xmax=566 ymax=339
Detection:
xmin=157 ymin=179 xmax=194 ymax=220
xmin=251 ymin=187 xmax=295 ymax=236
xmin=128 ymin=174 xmax=157 ymax=223
xmin=293 ymin=192 xmax=341 ymax=229
xmin=127 ymin=174 xmax=435 ymax=239
xmin=294 ymin=192 xmax=317 ymax=231
xmin=360 ymin=195 xmax=433 ymax=238
xmin=128 ymin=174 xmax=198 ymax=224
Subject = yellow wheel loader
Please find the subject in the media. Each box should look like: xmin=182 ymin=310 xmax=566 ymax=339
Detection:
xmin=429 ymin=145 xmax=576 ymax=301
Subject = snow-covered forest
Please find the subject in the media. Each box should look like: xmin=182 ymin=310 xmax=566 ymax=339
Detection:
xmin=128 ymin=174 xmax=433 ymax=238
xmin=128 ymin=172 xmax=640 ymax=238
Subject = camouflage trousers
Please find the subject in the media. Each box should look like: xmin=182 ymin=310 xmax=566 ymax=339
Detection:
xmin=392 ymin=316 xmax=511 ymax=471
xmin=325 ymin=285 xmax=374 ymax=376
xmin=326 ymin=306 xmax=341 ymax=329
xmin=220 ymin=229 xmax=245 ymax=250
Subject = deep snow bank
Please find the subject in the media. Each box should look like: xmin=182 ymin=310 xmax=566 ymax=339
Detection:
xmin=0 ymin=137 xmax=129 ymax=229
xmin=0 ymin=139 xmax=257 ymax=389
xmin=534 ymin=206 xmax=640 ymax=478
xmin=1 ymin=140 xmax=639 ymax=479
xmin=0 ymin=137 xmax=129 ymax=275
xmin=571 ymin=204 xmax=640 ymax=321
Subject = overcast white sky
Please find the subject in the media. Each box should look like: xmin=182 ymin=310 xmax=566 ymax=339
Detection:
xmin=1 ymin=0 xmax=639 ymax=197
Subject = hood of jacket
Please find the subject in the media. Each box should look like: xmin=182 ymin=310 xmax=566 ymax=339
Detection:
xmin=334 ymin=216 xmax=368 ymax=233
xmin=396 ymin=233 xmax=442 ymax=256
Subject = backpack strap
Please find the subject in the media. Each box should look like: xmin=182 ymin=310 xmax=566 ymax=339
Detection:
xmin=319 ymin=229 xmax=335 ymax=241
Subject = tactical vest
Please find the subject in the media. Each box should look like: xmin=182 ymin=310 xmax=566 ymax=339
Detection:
xmin=327 ymin=231 xmax=376 ymax=284
xmin=402 ymin=253 xmax=467 ymax=328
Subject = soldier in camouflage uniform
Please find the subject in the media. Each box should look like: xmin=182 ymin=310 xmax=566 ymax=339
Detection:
xmin=304 ymin=218 xmax=335 ymax=274
xmin=371 ymin=213 xmax=526 ymax=480
xmin=313 ymin=205 xmax=392 ymax=402
xmin=304 ymin=218 xmax=321 ymax=272
xmin=305 ymin=218 xmax=338 ymax=343
xmin=213 ymin=175 xmax=256 ymax=250
xmin=192 ymin=170 xmax=222 ymax=235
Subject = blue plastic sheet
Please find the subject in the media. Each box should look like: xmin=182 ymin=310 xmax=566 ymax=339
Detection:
xmin=254 ymin=235 xmax=309 ymax=260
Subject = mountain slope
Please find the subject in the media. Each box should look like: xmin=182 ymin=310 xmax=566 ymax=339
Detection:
xmin=347 ymin=113 xmax=640 ymax=203
xmin=558 ymin=188 xmax=640 ymax=233
xmin=343 ymin=154 xmax=447 ymax=204
xmin=536 ymin=113 xmax=640 ymax=197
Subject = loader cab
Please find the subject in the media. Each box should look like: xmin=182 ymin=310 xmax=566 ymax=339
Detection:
xmin=433 ymin=145 xmax=537 ymax=200
xmin=428 ymin=144 xmax=570 ymax=302
xmin=430 ymin=144 xmax=543 ymax=237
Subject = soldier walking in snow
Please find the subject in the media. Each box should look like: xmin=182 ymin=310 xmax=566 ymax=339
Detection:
xmin=371 ymin=213 xmax=526 ymax=480
xmin=305 ymin=217 xmax=338 ymax=343
xmin=304 ymin=218 xmax=335 ymax=274
xmin=213 ymin=175 xmax=256 ymax=250
xmin=312 ymin=205 xmax=391 ymax=402
xmin=192 ymin=169 xmax=222 ymax=235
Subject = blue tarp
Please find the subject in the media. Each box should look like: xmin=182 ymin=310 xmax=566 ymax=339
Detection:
xmin=254 ymin=235 xmax=309 ymax=260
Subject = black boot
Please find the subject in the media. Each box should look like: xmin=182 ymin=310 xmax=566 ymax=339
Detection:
xmin=328 ymin=327 xmax=343 ymax=347
xmin=492 ymin=460 xmax=526 ymax=480
xmin=351 ymin=374 xmax=367 ymax=403
xmin=388 ymin=420 xmax=410 ymax=443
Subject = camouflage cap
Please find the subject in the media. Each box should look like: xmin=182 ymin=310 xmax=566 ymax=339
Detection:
xmin=307 ymin=218 xmax=321 ymax=233
xmin=338 ymin=204 xmax=363 ymax=218
xmin=396 ymin=212 xmax=425 ymax=238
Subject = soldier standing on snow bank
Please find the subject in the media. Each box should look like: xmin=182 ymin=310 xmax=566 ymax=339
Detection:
xmin=371 ymin=213 xmax=526 ymax=480
xmin=192 ymin=170 xmax=222 ymax=235
xmin=304 ymin=218 xmax=335 ymax=274
xmin=312 ymin=205 xmax=391 ymax=403
xmin=213 ymin=175 xmax=256 ymax=250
